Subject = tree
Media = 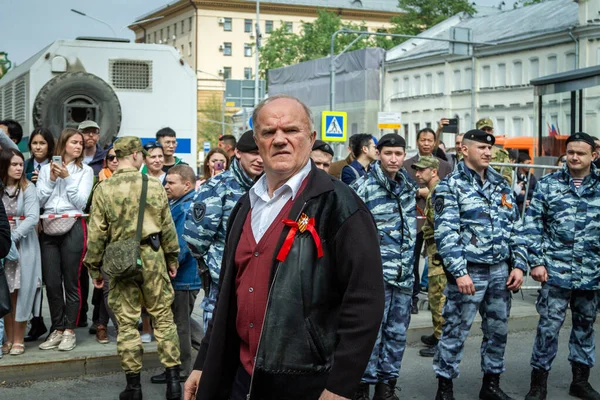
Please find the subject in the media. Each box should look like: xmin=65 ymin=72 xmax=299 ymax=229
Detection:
xmin=197 ymin=94 xmax=231 ymax=149
xmin=391 ymin=0 xmax=476 ymax=37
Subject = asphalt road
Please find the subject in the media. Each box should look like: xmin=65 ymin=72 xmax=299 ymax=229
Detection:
xmin=1 ymin=326 xmax=598 ymax=400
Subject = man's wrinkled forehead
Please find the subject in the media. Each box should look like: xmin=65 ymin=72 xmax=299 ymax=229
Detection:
xmin=256 ymin=99 xmax=310 ymax=131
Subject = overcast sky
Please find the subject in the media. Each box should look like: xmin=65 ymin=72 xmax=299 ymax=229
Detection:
xmin=2 ymin=0 xmax=518 ymax=66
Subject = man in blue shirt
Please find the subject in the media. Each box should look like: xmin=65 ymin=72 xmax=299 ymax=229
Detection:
xmin=341 ymin=134 xmax=378 ymax=184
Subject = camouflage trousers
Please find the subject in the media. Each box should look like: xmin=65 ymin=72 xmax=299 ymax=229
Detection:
xmin=433 ymin=262 xmax=511 ymax=379
xmin=108 ymin=269 xmax=181 ymax=374
xmin=362 ymin=284 xmax=412 ymax=383
xmin=428 ymin=274 xmax=447 ymax=340
xmin=531 ymin=284 xmax=599 ymax=371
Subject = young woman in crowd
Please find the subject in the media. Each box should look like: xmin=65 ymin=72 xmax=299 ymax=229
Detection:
xmin=0 ymin=149 xmax=42 ymax=356
xmin=143 ymin=141 xmax=166 ymax=184
xmin=197 ymin=147 xmax=229 ymax=187
xmin=24 ymin=128 xmax=55 ymax=185
xmin=36 ymin=128 xmax=93 ymax=352
xmin=98 ymin=147 xmax=118 ymax=182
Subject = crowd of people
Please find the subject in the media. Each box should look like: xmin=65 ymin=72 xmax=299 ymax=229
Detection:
xmin=0 ymin=93 xmax=599 ymax=400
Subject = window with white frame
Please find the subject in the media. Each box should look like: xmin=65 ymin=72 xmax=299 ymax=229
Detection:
xmin=512 ymin=117 xmax=523 ymax=136
xmin=244 ymin=44 xmax=252 ymax=57
xmin=497 ymin=118 xmax=505 ymax=134
xmin=529 ymin=58 xmax=539 ymax=80
xmin=245 ymin=19 xmax=252 ymax=33
xmin=223 ymin=67 xmax=231 ymax=79
xmin=189 ymin=17 xmax=193 ymax=32
xmin=413 ymin=75 xmax=421 ymax=96
xmin=223 ymin=42 xmax=232 ymax=56
xmin=437 ymin=72 xmax=445 ymax=94
xmin=547 ymin=55 xmax=558 ymax=75
xmin=464 ymin=68 xmax=472 ymax=90
xmin=566 ymin=52 xmax=576 ymax=70
xmin=497 ymin=63 xmax=506 ymax=86
xmin=453 ymin=69 xmax=461 ymax=90
xmin=244 ymin=68 xmax=252 ymax=80
xmin=425 ymin=73 xmax=432 ymax=95
xmin=188 ymin=42 xmax=192 ymax=56
xmin=403 ymin=76 xmax=410 ymax=96
xmin=223 ymin=18 xmax=232 ymax=32
xmin=481 ymin=65 xmax=491 ymax=88
xmin=393 ymin=78 xmax=400 ymax=95
xmin=181 ymin=21 xmax=184 ymax=34
xmin=265 ymin=20 xmax=273 ymax=33
xmin=285 ymin=22 xmax=293 ymax=33
xmin=512 ymin=61 xmax=523 ymax=85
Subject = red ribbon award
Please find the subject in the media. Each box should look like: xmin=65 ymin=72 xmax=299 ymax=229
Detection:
xmin=276 ymin=213 xmax=324 ymax=262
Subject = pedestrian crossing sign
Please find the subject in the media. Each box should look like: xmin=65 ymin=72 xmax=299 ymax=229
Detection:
xmin=321 ymin=111 xmax=347 ymax=142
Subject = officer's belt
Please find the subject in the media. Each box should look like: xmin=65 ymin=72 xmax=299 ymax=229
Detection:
xmin=140 ymin=233 xmax=161 ymax=251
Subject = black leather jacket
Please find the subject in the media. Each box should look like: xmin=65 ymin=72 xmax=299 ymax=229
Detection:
xmin=194 ymin=163 xmax=384 ymax=400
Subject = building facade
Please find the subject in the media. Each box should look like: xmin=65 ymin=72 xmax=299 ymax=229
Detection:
xmin=384 ymin=0 xmax=600 ymax=151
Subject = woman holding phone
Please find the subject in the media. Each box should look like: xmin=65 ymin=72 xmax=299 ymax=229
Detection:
xmin=36 ymin=128 xmax=93 ymax=352
xmin=24 ymin=128 xmax=55 ymax=185
xmin=197 ymin=148 xmax=229 ymax=186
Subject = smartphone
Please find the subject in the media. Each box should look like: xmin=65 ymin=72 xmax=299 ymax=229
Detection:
xmin=442 ymin=118 xmax=459 ymax=134
xmin=214 ymin=161 xmax=224 ymax=171
xmin=52 ymin=155 xmax=62 ymax=165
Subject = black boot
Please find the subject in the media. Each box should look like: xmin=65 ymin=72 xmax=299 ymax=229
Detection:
xmin=524 ymin=368 xmax=548 ymax=400
xmin=436 ymin=377 xmax=455 ymax=400
xmin=479 ymin=373 xmax=513 ymax=400
xmin=165 ymin=366 xmax=182 ymax=400
xmin=24 ymin=317 xmax=48 ymax=342
xmin=419 ymin=346 xmax=436 ymax=357
xmin=120 ymin=373 xmax=142 ymax=400
xmin=569 ymin=362 xmax=600 ymax=400
xmin=352 ymin=383 xmax=370 ymax=400
xmin=421 ymin=333 xmax=439 ymax=347
xmin=373 ymin=379 xmax=399 ymax=400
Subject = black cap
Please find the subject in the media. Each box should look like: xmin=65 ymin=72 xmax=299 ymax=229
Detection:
xmin=312 ymin=140 xmax=334 ymax=157
xmin=566 ymin=132 xmax=596 ymax=150
xmin=236 ymin=130 xmax=258 ymax=152
xmin=463 ymin=129 xmax=495 ymax=146
xmin=377 ymin=134 xmax=406 ymax=150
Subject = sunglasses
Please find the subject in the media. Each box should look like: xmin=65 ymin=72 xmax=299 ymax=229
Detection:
xmin=107 ymin=155 xmax=117 ymax=161
xmin=143 ymin=141 xmax=163 ymax=151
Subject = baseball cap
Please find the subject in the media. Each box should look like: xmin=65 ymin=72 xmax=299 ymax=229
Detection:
xmin=78 ymin=120 xmax=100 ymax=131
xmin=114 ymin=137 xmax=149 ymax=157
xmin=463 ymin=129 xmax=495 ymax=146
xmin=312 ymin=140 xmax=334 ymax=157
xmin=476 ymin=118 xmax=493 ymax=130
xmin=411 ymin=156 xmax=440 ymax=170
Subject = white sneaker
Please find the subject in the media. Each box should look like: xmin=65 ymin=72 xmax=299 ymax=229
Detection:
xmin=39 ymin=330 xmax=64 ymax=350
xmin=140 ymin=333 xmax=152 ymax=343
xmin=58 ymin=331 xmax=76 ymax=351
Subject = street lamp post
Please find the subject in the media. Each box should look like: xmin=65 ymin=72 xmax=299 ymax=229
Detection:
xmin=71 ymin=9 xmax=117 ymax=37
xmin=254 ymin=0 xmax=261 ymax=107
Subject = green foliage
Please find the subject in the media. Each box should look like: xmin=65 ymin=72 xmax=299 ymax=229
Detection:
xmin=391 ymin=0 xmax=476 ymax=37
xmin=197 ymin=94 xmax=231 ymax=149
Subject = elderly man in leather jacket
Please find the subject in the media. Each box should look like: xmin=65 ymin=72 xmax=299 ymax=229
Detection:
xmin=184 ymin=95 xmax=385 ymax=400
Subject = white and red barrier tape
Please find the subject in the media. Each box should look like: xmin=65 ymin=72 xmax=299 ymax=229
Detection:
xmin=9 ymin=214 xmax=88 ymax=221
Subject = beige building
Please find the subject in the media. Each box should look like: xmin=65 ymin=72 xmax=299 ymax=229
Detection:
xmin=129 ymin=0 xmax=399 ymax=107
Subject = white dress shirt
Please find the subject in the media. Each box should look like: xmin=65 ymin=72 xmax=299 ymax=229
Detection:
xmin=248 ymin=160 xmax=311 ymax=243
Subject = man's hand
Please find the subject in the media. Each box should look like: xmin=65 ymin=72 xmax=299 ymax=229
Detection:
xmin=530 ymin=265 xmax=548 ymax=283
xmin=168 ymin=265 xmax=177 ymax=279
xmin=437 ymin=118 xmax=450 ymax=132
xmin=319 ymin=390 xmax=350 ymax=400
xmin=456 ymin=274 xmax=475 ymax=295
xmin=93 ymin=277 xmax=104 ymax=289
xmin=417 ymin=187 xmax=430 ymax=199
xmin=184 ymin=370 xmax=202 ymax=400
xmin=506 ymin=268 xmax=524 ymax=291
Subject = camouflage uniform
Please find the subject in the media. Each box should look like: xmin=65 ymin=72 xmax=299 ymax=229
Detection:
xmin=422 ymin=180 xmax=447 ymax=340
xmin=84 ymin=166 xmax=181 ymax=374
xmin=524 ymin=165 xmax=600 ymax=371
xmin=432 ymin=161 xmax=527 ymax=379
xmin=351 ymin=161 xmax=417 ymax=383
xmin=491 ymin=147 xmax=513 ymax=186
xmin=182 ymin=157 xmax=254 ymax=332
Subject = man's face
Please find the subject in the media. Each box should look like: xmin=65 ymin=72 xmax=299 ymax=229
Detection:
xmin=165 ymin=174 xmax=191 ymax=200
xmin=310 ymin=150 xmax=333 ymax=173
xmin=235 ymin=148 xmax=264 ymax=179
xmin=417 ymin=132 xmax=435 ymax=156
xmin=379 ymin=146 xmax=405 ymax=176
xmin=415 ymin=167 xmax=436 ymax=185
xmin=482 ymin=127 xmax=494 ymax=134
xmin=462 ymin=141 xmax=492 ymax=170
xmin=566 ymin=141 xmax=596 ymax=175
xmin=455 ymin=134 xmax=464 ymax=155
xmin=158 ymin=136 xmax=177 ymax=157
xmin=82 ymin=128 xmax=100 ymax=150
xmin=363 ymin=139 xmax=378 ymax=162
xmin=254 ymin=98 xmax=315 ymax=179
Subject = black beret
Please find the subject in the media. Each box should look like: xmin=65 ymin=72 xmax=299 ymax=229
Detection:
xmin=312 ymin=140 xmax=334 ymax=157
xmin=377 ymin=134 xmax=406 ymax=150
xmin=236 ymin=130 xmax=258 ymax=152
xmin=566 ymin=132 xmax=596 ymax=150
xmin=463 ymin=129 xmax=495 ymax=146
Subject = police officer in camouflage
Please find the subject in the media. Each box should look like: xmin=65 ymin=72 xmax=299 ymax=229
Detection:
xmin=523 ymin=132 xmax=600 ymax=400
xmin=351 ymin=134 xmax=417 ymax=400
xmin=84 ymin=137 xmax=182 ymax=400
xmin=433 ymin=129 xmax=527 ymax=400
xmin=182 ymin=130 xmax=263 ymax=332
xmin=412 ymin=156 xmax=446 ymax=358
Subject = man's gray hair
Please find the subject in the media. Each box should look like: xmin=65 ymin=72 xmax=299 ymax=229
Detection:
xmin=252 ymin=94 xmax=314 ymax=135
